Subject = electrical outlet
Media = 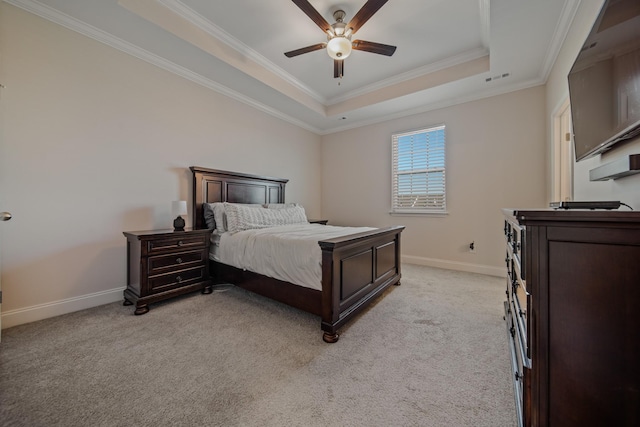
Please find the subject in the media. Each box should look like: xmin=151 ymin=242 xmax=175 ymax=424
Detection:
xmin=469 ymin=241 xmax=476 ymax=254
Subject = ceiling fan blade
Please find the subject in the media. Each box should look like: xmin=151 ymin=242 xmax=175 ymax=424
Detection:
xmin=284 ymin=43 xmax=326 ymax=58
xmin=334 ymin=59 xmax=344 ymax=78
xmin=352 ymin=40 xmax=397 ymax=56
xmin=347 ymin=0 xmax=389 ymax=34
xmin=291 ymin=0 xmax=332 ymax=33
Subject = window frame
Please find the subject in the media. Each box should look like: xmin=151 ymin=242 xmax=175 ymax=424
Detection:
xmin=390 ymin=124 xmax=447 ymax=216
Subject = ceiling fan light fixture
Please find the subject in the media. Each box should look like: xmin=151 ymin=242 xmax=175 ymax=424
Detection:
xmin=327 ymin=36 xmax=352 ymax=59
xmin=285 ymin=1 xmax=396 ymax=78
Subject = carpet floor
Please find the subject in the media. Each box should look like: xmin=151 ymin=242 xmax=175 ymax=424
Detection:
xmin=0 ymin=264 xmax=516 ymax=426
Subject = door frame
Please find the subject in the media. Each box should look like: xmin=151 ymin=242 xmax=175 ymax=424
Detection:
xmin=551 ymin=97 xmax=573 ymax=203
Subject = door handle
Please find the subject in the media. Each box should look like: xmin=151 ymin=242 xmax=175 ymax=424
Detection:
xmin=1 ymin=212 xmax=12 ymax=221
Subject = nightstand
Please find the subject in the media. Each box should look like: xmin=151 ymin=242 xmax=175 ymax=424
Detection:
xmin=308 ymin=219 xmax=328 ymax=225
xmin=123 ymin=228 xmax=213 ymax=315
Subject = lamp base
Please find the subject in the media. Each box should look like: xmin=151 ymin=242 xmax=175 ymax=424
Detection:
xmin=173 ymin=216 xmax=185 ymax=231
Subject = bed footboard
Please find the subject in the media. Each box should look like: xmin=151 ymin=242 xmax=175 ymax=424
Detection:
xmin=319 ymin=226 xmax=404 ymax=343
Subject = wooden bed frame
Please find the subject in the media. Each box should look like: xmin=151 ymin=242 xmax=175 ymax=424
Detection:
xmin=190 ymin=166 xmax=404 ymax=342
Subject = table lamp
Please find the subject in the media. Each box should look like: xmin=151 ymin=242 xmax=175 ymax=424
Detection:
xmin=172 ymin=200 xmax=187 ymax=231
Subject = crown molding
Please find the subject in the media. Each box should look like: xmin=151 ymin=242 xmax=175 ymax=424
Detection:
xmin=321 ymin=75 xmax=546 ymax=135
xmin=327 ymin=47 xmax=490 ymax=106
xmin=4 ymin=0 xmax=322 ymax=134
xmin=539 ymin=0 xmax=582 ymax=82
xmin=158 ymin=0 xmax=325 ymax=104
xmin=4 ymin=0 xmax=576 ymax=136
xmin=118 ymin=0 xmax=327 ymax=116
xmin=137 ymin=0 xmax=497 ymax=116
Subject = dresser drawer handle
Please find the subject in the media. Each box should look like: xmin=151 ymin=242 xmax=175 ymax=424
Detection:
xmin=176 ymin=275 xmax=183 ymax=283
xmin=176 ymin=257 xmax=183 ymax=264
xmin=177 ymin=241 xmax=183 ymax=247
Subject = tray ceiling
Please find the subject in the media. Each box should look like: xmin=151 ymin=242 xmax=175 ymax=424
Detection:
xmin=6 ymin=0 xmax=583 ymax=134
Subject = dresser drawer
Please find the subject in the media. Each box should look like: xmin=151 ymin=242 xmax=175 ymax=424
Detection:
xmin=145 ymin=234 xmax=207 ymax=255
xmin=505 ymin=301 xmax=527 ymax=427
xmin=504 ymin=219 xmax=526 ymax=280
xmin=513 ymin=274 xmax=528 ymax=328
xmin=507 ymin=264 xmax=529 ymax=357
xmin=148 ymin=250 xmax=207 ymax=274
xmin=148 ymin=266 xmax=207 ymax=293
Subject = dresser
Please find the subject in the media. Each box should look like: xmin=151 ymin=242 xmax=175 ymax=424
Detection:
xmin=502 ymin=209 xmax=640 ymax=427
xmin=123 ymin=228 xmax=213 ymax=314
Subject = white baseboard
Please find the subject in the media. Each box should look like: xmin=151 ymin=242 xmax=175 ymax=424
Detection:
xmin=1 ymin=257 xmax=503 ymax=330
xmin=1 ymin=287 xmax=125 ymax=330
xmin=403 ymin=255 xmax=506 ymax=278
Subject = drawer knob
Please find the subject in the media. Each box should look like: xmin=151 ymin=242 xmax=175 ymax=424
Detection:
xmin=176 ymin=257 xmax=183 ymax=264
xmin=177 ymin=240 xmax=183 ymax=247
xmin=176 ymin=275 xmax=183 ymax=283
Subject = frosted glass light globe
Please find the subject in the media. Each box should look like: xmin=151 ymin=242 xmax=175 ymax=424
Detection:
xmin=326 ymin=37 xmax=352 ymax=59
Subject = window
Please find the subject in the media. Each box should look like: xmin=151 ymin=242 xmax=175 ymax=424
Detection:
xmin=391 ymin=125 xmax=446 ymax=214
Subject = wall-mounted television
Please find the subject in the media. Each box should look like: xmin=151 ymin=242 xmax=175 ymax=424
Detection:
xmin=568 ymin=0 xmax=640 ymax=162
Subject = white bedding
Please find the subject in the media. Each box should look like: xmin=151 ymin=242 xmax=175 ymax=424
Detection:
xmin=212 ymin=224 xmax=375 ymax=290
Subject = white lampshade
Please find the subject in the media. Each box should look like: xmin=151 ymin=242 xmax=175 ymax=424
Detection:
xmin=172 ymin=200 xmax=187 ymax=217
xmin=326 ymin=37 xmax=352 ymax=60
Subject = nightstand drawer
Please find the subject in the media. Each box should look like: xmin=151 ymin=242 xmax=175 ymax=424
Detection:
xmin=146 ymin=235 xmax=207 ymax=254
xmin=148 ymin=266 xmax=207 ymax=293
xmin=148 ymin=250 xmax=206 ymax=274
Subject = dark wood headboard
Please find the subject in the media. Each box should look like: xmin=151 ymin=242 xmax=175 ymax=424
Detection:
xmin=190 ymin=166 xmax=288 ymax=230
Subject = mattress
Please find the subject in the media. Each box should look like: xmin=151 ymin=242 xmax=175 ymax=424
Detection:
xmin=210 ymin=223 xmax=376 ymax=290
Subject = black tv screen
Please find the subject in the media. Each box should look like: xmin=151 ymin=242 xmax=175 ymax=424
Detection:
xmin=568 ymin=0 xmax=640 ymax=162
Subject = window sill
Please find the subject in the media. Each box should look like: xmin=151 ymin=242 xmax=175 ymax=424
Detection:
xmin=389 ymin=211 xmax=449 ymax=217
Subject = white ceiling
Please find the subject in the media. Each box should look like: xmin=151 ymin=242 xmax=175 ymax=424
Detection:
xmin=7 ymin=0 xmax=583 ymax=134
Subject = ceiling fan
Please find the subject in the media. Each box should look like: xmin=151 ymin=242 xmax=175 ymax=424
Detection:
xmin=284 ymin=0 xmax=397 ymax=78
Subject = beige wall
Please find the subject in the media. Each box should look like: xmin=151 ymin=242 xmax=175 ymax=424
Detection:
xmin=321 ymin=87 xmax=547 ymax=276
xmin=546 ymin=0 xmax=640 ymax=209
xmin=0 ymin=5 xmax=321 ymax=327
xmin=6 ymin=1 xmax=629 ymax=329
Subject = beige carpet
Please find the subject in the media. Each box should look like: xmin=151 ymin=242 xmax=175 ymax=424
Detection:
xmin=0 ymin=264 xmax=516 ymax=426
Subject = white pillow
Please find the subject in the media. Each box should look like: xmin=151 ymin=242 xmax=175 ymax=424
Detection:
xmin=203 ymin=202 xmax=262 ymax=232
xmin=224 ymin=203 xmax=308 ymax=234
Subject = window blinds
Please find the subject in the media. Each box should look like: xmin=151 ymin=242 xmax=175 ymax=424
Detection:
xmin=392 ymin=125 xmax=446 ymax=213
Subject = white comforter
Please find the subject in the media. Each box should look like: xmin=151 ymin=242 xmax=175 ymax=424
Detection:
xmin=214 ymin=224 xmax=375 ymax=290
